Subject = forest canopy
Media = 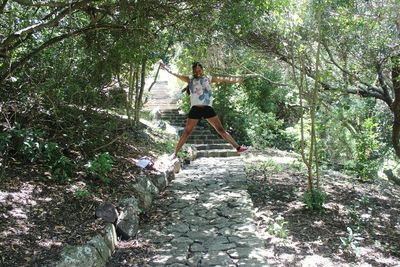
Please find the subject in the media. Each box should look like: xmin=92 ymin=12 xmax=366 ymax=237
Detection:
xmin=0 ymin=0 xmax=399 ymax=182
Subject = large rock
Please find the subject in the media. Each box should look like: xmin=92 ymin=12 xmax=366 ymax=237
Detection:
xmin=56 ymin=244 xmax=103 ymax=267
xmin=116 ymin=197 xmax=141 ymax=240
xmin=103 ymin=223 xmax=117 ymax=252
xmin=149 ymin=171 xmax=169 ymax=191
xmin=132 ymin=175 xmax=159 ymax=210
xmin=55 ymin=224 xmax=117 ymax=267
xmin=138 ymin=175 xmax=159 ymax=195
xmin=172 ymin=159 xmax=181 ymax=173
xmin=188 ymin=145 xmax=197 ymax=161
xmin=166 ymin=165 xmax=175 ymax=182
xmin=56 ymin=237 xmax=109 ymax=267
xmin=95 ymin=202 xmax=119 ymax=223
xmin=87 ymin=235 xmax=112 ymax=261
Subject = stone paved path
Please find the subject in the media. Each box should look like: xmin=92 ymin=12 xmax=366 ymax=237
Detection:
xmin=113 ymin=157 xmax=269 ymax=266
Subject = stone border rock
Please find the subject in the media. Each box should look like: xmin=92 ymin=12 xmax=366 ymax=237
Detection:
xmin=55 ymin=223 xmax=117 ymax=267
xmin=54 ymin=159 xmax=181 ymax=267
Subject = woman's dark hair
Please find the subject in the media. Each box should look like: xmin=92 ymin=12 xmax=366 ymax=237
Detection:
xmin=182 ymin=85 xmax=190 ymax=95
xmin=192 ymin=61 xmax=203 ymax=69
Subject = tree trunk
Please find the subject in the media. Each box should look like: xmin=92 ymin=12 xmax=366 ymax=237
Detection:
xmin=133 ymin=64 xmax=140 ymax=126
xmin=134 ymin=58 xmax=147 ymax=126
xmin=126 ymin=63 xmax=135 ymax=124
xmin=391 ymin=54 xmax=400 ymax=157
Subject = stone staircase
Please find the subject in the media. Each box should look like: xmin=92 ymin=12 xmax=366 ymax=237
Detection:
xmin=143 ymin=81 xmax=179 ymax=111
xmin=159 ymin=108 xmax=239 ymax=158
xmin=144 ymin=73 xmax=239 ymax=159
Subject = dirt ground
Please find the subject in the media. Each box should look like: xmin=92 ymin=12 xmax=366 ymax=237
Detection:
xmin=0 ymin=154 xmax=155 ymax=267
xmin=0 ymin=113 xmax=166 ymax=267
xmin=1 ymin=147 xmax=399 ymax=267
xmin=243 ymin=149 xmax=400 ymax=266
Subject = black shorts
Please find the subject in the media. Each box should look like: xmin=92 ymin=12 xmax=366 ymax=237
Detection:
xmin=188 ymin=105 xmax=217 ymax=120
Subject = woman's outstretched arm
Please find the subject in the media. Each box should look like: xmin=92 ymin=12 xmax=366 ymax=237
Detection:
xmin=211 ymin=75 xmax=244 ymax=84
xmin=159 ymin=61 xmax=190 ymax=83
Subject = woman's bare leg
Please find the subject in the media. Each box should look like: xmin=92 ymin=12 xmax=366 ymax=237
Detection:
xmin=174 ymin=118 xmax=199 ymax=155
xmin=207 ymin=116 xmax=239 ymax=149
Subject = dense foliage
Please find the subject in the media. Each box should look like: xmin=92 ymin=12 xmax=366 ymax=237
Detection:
xmin=1 ymin=0 xmax=399 ymax=185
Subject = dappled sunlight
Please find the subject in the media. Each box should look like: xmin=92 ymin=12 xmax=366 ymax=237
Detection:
xmin=0 ymin=175 xmax=106 ymax=266
xmin=0 ymin=183 xmax=37 ymax=237
xmin=3 ymin=0 xmax=399 ymax=265
xmin=299 ymin=255 xmax=336 ymax=267
xmin=245 ymin=150 xmax=400 ymax=266
xmin=244 ymin=153 xmax=298 ymax=165
xmin=108 ymin=156 xmax=270 ymax=265
xmin=180 ymin=192 xmax=199 ymax=201
xmin=37 ymin=239 xmax=63 ymax=248
xmin=243 ymin=148 xmax=299 ymax=164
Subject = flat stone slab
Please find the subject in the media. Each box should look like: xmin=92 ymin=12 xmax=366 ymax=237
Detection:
xmin=108 ymin=157 xmax=269 ymax=266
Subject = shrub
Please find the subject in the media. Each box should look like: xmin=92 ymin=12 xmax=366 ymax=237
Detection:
xmin=340 ymin=227 xmax=361 ymax=256
xmin=267 ymin=215 xmax=289 ymax=238
xmin=42 ymin=142 xmax=74 ymax=180
xmin=247 ymin=112 xmax=295 ymax=150
xmin=51 ymin=155 xmax=74 ymax=181
xmin=12 ymin=124 xmax=44 ymax=162
xmin=246 ymin=160 xmax=283 ymax=180
xmin=0 ymin=132 xmax=12 ymax=156
xmin=74 ymin=189 xmax=91 ymax=199
xmin=347 ymin=118 xmax=382 ymax=181
xmin=303 ymin=189 xmax=327 ymax=210
xmin=85 ymin=152 xmax=113 ymax=184
xmin=177 ymin=92 xmax=191 ymax=114
xmin=1 ymin=122 xmax=75 ymax=180
xmin=43 ymin=142 xmax=63 ymax=164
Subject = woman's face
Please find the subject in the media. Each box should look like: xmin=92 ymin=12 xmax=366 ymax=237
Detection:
xmin=192 ymin=66 xmax=203 ymax=77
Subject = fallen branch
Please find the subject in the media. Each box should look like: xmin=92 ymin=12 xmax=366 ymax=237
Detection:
xmin=93 ymin=134 xmax=124 ymax=152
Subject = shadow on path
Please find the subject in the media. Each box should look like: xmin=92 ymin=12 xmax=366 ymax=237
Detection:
xmin=108 ymin=157 xmax=269 ymax=267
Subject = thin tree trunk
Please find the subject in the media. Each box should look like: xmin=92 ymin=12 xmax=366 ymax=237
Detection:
xmin=391 ymin=54 xmax=400 ymax=157
xmin=127 ymin=63 xmax=135 ymax=124
xmin=312 ymin=8 xmax=322 ymax=190
xmin=134 ymin=58 xmax=147 ymax=125
xmin=132 ymin=65 xmax=140 ymax=125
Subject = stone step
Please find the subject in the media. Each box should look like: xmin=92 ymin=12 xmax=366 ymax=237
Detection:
xmin=161 ymin=119 xmax=187 ymax=125
xmin=192 ymin=144 xmax=233 ymax=151
xmin=187 ymin=139 xmax=227 ymax=145
xmin=196 ymin=149 xmax=239 ymax=158
xmin=143 ymin=104 xmax=178 ymax=111
xmin=160 ymin=115 xmax=186 ymax=119
xmin=188 ymin=134 xmax=220 ymax=140
xmin=160 ymin=110 xmax=182 ymax=115
xmin=160 ymin=112 xmax=185 ymax=115
xmin=175 ymin=125 xmax=210 ymax=130
xmin=191 ymin=130 xmax=214 ymax=135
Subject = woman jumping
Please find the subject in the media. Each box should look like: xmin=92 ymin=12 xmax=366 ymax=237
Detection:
xmin=160 ymin=61 xmax=248 ymax=159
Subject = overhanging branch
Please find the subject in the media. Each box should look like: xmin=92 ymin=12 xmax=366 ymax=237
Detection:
xmin=322 ymin=41 xmax=391 ymax=100
xmin=14 ymin=0 xmax=73 ymax=8
xmin=241 ymin=31 xmax=393 ymax=106
xmin=0 ymin=0 xmax=8 ymax=13
xmin=0 ymin=24 xmax=127 ymax=83
xmin=376 ymin=61 xmax=393 ymax=105
xmin=0 ymin=0 xmax=91 ymax=51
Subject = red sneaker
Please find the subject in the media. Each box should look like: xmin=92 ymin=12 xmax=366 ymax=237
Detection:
xmin=236 ymin=145 xmax=249 ymax=153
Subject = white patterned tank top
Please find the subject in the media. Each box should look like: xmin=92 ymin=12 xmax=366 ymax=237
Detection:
xmin=188 ymin=75 xmax=213 ymax=107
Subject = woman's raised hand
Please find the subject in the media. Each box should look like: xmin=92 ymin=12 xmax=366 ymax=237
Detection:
xmin=159 ymin=60 xmax=167 ymax=70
